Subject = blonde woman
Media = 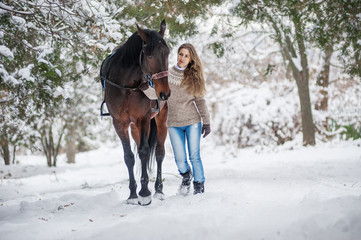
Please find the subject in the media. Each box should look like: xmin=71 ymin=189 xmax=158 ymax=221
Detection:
xmin=167 ymin=43 xmax=211 ymax=195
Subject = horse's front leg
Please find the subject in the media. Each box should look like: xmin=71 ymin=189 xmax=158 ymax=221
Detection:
xmin=137 ymin=118 xmax=152 ymax=206
xmin=113 ymin=119 xmax=138 ymax=204
xmin=153 ymin=103 xmax=168 ymax=200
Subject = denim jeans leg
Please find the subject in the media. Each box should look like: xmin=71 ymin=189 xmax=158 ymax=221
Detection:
xmin=168 ymin=126 xmax=191 ymax=174
xmin=186 ymin=122 xmax=205 ymax=183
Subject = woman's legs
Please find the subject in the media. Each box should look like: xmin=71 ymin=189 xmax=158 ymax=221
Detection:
xmin=168 ymin=122 xmax=205 ymax=194
xmin=185 ymin=122 xmax=205 ymax=183
xmin=168 ymin=126 xmax=191 ymax=174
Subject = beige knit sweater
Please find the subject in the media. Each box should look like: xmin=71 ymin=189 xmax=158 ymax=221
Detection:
xmin=166 ymin=65 xmax=210 ymax=127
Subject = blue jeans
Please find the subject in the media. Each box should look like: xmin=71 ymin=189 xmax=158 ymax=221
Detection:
xmin=168 ymin=122 xmax=205 ymax=183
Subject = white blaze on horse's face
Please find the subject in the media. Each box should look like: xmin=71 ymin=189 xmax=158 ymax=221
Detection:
xmin=177 ymin=48 xmax=191 ymax=68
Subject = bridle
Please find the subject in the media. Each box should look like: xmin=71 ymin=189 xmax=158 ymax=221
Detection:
xmin=101 ymin=42 xmax=168 ymax=91
xmin=100 ymin=39 xmax=169 ymax=117
xmin=139 ymin=41 xmax=168 ymax=88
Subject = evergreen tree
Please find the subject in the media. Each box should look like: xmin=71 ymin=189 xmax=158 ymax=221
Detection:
xmin=232 ymin=0 xmax=317 ymax=146
xmin=310 ymin=1 xmax=361 ymax=110
xmin=1 ymin=1 xmax=66 ymax=164
xmin=1 ymin=0 xmax=223 ymax=165
xmin=309 ymin=0 xmax=361 ymax=77
xmin=231 ymin=0 xmax=360 ymax=145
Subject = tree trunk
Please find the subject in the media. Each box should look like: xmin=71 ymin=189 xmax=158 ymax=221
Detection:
xmin=41 ymin=127 xmax=54 ymax=167
xmin=66 ymin=125 xmax=76 ymax=164
xmin=53 ymin=124 xmax=66 ymax=167
xmin=1 ymin=138 xmax=10 ymax=165
xmin=315 ymin=45 xmax=333 ymax=111
xmin=280 ymin=21 xmax=316 ymax=146
xmin=281 ymin=48 xmax=316 ymax=146
xmin=295 ymin=24 xmax=316 ymax=146
xmin=49 ymin=127 xmax=55 ymax=167
xmin=40 ymin=123 xmax=66 ymax=167
xmin=12 ymin=145 xmax=16 ymax=164
xmin=295 ymin=73 xmax=316 ymax=146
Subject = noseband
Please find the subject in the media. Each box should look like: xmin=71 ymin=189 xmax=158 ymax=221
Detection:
xmin=140 ymin=42 xmax=168 ymax=88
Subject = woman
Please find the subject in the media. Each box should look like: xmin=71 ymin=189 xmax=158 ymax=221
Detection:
xmin=167 ymin=43 xmax=211 ymax=195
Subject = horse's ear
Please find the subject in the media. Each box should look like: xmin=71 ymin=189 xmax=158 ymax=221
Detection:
xmin=137 ymin=24 xmax=149 ymax=43
xmin=159 ymin=19 xmax=166 ymax=38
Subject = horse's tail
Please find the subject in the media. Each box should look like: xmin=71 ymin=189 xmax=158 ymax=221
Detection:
xmin=133 ymin=118 xmax=157 ymax=174
xmin=148 ymin=118 xmax=157 ymax=172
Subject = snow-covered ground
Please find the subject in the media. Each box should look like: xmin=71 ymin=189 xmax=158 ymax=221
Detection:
xmin=1 ymin=139 xmax=361 ymax=240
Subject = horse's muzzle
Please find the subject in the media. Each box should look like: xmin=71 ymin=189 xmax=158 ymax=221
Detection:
xmin=159 ymin=91 xmax=171 ymax=100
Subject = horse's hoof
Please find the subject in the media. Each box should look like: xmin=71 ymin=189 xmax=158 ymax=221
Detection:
xmin=126 ymin=198 xmax=139 ymax=205
xmin=138 ymin=195 xmax=152 ymax=206
xmin=154 ymin=192 xmax=165 ymax=200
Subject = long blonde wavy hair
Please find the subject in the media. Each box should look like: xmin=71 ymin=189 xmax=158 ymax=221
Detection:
xmin=179 ymin=43 xmax=206 ymax=97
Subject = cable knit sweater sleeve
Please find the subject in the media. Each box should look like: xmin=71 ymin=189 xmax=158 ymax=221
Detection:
xmin=194 ymin=96 xmax=210 ymax=125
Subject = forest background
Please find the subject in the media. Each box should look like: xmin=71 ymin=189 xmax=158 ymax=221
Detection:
xmin=1 ymin=0 xmax=360 ymax=166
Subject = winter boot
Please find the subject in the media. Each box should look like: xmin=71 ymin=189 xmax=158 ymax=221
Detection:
xmin=193 ymin=181 xmax=205 ymax=195
xmin=179 ymin=171 xmax=192 ymax=195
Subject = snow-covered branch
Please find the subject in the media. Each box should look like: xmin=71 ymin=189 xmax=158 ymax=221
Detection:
xmin=0 ymin=3 xmax=33 ymax=15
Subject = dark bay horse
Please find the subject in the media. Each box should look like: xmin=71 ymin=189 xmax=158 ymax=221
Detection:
xmin=100 ymin=20 xmax=170 ymax=205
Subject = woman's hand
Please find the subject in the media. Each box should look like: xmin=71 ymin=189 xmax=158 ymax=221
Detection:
xmin=201 ymin=124 xmax=211 ymax=138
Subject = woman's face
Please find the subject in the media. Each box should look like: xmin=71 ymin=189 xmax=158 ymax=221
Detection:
xmin=177 ymin=48 xmax=191 ymax=68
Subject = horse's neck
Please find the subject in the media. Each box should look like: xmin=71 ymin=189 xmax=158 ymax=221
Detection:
xmin=115 ymin=63 xmax=143 ymax=87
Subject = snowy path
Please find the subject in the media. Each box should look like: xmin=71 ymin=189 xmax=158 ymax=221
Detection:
xmin=1 ymin=141 xmax=361 ymax=240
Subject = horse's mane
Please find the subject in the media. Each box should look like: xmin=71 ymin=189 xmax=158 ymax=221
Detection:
xmin=112 ymin=29 xmax=165 ymax=68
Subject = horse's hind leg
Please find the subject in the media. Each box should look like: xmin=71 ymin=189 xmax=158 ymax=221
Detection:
xmin=154 ymin=103 xmax=168 ymax=200
xmin=113 ymin=120 xmax=138 ymax=204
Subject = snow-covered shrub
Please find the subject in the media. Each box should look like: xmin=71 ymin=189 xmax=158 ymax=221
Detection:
xmin=208 ymin=80 xmax=300 ymax=147
xmin=312 ymin=78 xmax=361 ymax=141
xmin=206 ymin=72 xmax=361 ymax=148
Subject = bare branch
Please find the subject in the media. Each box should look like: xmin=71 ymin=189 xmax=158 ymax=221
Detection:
xmin=0 ymin=3 xmax=34 ymax=15
xmin=0 ymin=95 xmax=18 ymax=104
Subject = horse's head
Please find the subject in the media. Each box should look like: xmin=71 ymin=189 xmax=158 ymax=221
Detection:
xmin=137 ymin=20 xmax=171 ymax=101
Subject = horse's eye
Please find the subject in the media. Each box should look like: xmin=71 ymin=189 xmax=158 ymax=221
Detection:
xmin=148 ymin=55 xmax=152 ymax=59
